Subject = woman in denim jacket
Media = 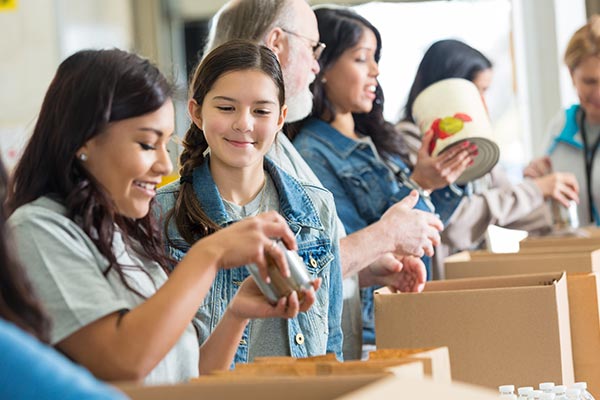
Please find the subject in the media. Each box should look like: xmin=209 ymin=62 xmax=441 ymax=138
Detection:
xmin=154 ymin=40 xmax=343 ymax=363
xmin=290 ymin=7 xmax=476 ymax=345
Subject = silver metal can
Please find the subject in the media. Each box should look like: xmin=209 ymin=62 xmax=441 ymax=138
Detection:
xmin=246 ymin=240 xmax=313 ymax=303
xmin=551 ymin=199 xmax=579 ymax=231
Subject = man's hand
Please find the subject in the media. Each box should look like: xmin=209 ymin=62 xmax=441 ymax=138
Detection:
xmin=378 ymin=191 xmax=443 ymax=257
xmin=358 ymin=253 xmax=426 ymax=293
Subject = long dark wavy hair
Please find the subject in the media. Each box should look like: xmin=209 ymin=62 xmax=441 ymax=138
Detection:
xmin=287 ymin=7 xmax=408 ymax=162
xmin=8 ymin=49 xmax=175 ymax=295
xmin=168 ymin=39 xmax=285 ymax=246
xmin=0 ymin=156 xmax=50 ymax=342
xmin=403 ymin=39 xmax=492 ymax=123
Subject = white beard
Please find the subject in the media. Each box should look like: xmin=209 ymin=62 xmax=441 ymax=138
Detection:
xmin=285 ymin=86 xmax=313 ymax=122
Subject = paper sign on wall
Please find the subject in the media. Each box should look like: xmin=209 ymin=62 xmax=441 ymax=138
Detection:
xmin=0 ymin=0 xmax=17 ymax=12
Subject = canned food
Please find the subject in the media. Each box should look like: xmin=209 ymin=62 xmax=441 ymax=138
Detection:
xmin=551 ymin=199 xmax=579 ymax=231
xmin=246 ymin=240 xmax=313 ymax=303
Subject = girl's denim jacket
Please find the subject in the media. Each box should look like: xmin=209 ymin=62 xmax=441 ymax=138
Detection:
xmin=153 ymin=157 xmax=344 ymax=363
xmin=293 ymin=118 xmax=464 ymax=344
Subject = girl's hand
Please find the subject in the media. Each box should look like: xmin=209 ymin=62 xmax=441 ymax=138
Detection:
xmin=228 ymin=277 xmax=322 ymax=320
xmin=410 ymin=130 xmax=477 ymax=191
xmin=197 ymin=211 xmax=296 ymax=283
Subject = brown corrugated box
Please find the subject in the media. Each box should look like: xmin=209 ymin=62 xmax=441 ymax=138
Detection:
xmin=203 ymin=347 xmax=449 ymax=383
xmin=117 ymin=374 xmax=498 ymax=400
xmin=208 ymin=357 xmax=425 ymax=380
xmin=444 ymin=249 xmax=600 ymax=279
xmin=446 ymin=249 xmax=600 ymax=395
xmin=368 ymin=347 xmax=451 ymax=383
xmin=520 ymin=228 xmax=600 ymax=250
xmin=566 ymin=273 xmax=600 ymax=396
xmin=374 ymin=272 xmax=574 ymax=389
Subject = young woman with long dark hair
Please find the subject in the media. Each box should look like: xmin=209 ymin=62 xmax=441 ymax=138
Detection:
xmin=8 ymin=48 xmax=305 ymax=384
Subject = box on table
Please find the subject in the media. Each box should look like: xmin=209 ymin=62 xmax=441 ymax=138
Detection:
xmin=206 ymin=349 xmax=449 ymax=380
xmin=520 ymin=230 xmax=600 ymax=250
xmin=374 ymin=272 xmax=574 ymax=389
xmin=209 ymin=357 xmax=425 ymax=379
xmin=444 ymin=249 xmax=600 ymax=280
xmin=367 ymin=347 xmax=451 ymax=383
xmin=566 ymin=273 xmax=600 ymax=396
xmin=444 ymin=249 xmax=600 ymax=395
xmin=117 ymin=374 xmax=498 ymax=400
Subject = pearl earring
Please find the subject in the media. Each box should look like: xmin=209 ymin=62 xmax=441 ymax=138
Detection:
xmin=78 ymin=153 xmax=88 ymax=161
xmin=321 ymin=77 xmax=327 ymax=84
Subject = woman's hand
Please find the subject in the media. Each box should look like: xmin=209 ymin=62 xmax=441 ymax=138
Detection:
xmin=196 ymin=211 xmax=296 ymax=283
xmin=524 ymin=156 xmax=553 ymax=178
xmin=410 ymin=130 xmax=477 ymax=191
xmin=533 ymin=172 xmax=580 ymax=206
xmin=228 ymin=277 xmax=322 ymax=320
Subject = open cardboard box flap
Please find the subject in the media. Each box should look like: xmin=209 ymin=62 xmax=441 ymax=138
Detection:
xmin=375 ymin=271 xmax=574 ymax=389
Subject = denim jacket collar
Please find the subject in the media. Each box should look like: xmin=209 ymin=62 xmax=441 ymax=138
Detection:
xmin=192 ymin=156 xmax=324 ymax=232
xmin=302 ymin=118 xmax=368 ymax=159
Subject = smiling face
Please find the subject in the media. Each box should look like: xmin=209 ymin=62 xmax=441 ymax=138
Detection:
xmin=191 ymin=69 xmax=287 ymax=173
xmin=77 ymin=100 xmax=174 ymax=219
xmin=572 ymin=55 xmax=600 ymax=124
xmin=321 ymin=28 xmax=379 ymax=115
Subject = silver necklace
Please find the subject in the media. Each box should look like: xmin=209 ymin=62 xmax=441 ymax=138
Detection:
xmin=223 ymin=175 xmax=268 ymax=220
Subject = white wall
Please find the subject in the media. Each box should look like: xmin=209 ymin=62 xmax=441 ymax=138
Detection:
xmin=0 ymin=1 xmax=60 ymax=167
xmin=0 ymin=0 xmax=134 ymax=168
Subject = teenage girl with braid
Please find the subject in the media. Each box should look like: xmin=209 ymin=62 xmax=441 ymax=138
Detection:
xmin=8 ymin=48 xmax=311 ymax=385
xmin=155 ymin=40 xmax=344 ymax=363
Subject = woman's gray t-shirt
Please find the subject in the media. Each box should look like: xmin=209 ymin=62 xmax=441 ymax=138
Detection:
xmin=8 ymin=196 xmax=199 ymax=385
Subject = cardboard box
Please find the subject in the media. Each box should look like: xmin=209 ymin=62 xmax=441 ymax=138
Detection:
xmin=567 ymin=273 xmax=600 ymax=396
xmin=443 ymin=250 xmax=600 ymax=394
xmin=367 ymin=347 xmax=451 ymax=383
xmin=374 ymin=272 xmax=574 ymax=389
xmin=117 ymin=374 xmax=499 ymax=400
xmin=209 ymin=358 xmax=425 ymax=379
xmin=520 ymin=233 xmax=600 ymax=250
xmin=207 ymin=351 xmax=428 ymax=380
xmin=444 ymin=249 xmax=600 ymax=280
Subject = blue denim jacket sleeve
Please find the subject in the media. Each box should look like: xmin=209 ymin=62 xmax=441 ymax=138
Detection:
xmin=294 ymin=131 xmax=432 ymax=234
xmin=299 ymin=149 xmax=370 ymax=234
xmin=323 ymin=198 xmax=344 ymax=359
xmin=429 ymin=185 xmax=465 ymax=225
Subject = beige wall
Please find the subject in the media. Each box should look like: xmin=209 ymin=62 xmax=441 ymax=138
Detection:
xmin=0 ymin=0 xmax=133 ymax=168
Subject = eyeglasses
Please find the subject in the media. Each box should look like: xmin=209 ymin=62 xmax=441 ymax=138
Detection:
xmin=280 ymin=28 xmax=326 ymax=60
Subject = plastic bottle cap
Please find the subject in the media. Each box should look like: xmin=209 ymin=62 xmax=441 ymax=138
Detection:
xmin=554 ymin=385 xmax=567 ymax=394
xmin=540 ymin=393 xmax=556 ymax=400
xmin=519 ymin=387 xmax=535 ymax=395
xmin=573 ymin=382 xmax=588 ymax=390
xmin=500 ymin=385 xmax=516 ymax=393
xmin=567 ymin=388 xmax=582 ymax=396
xmin=540 ymin=383 xmax=556 ymax=391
